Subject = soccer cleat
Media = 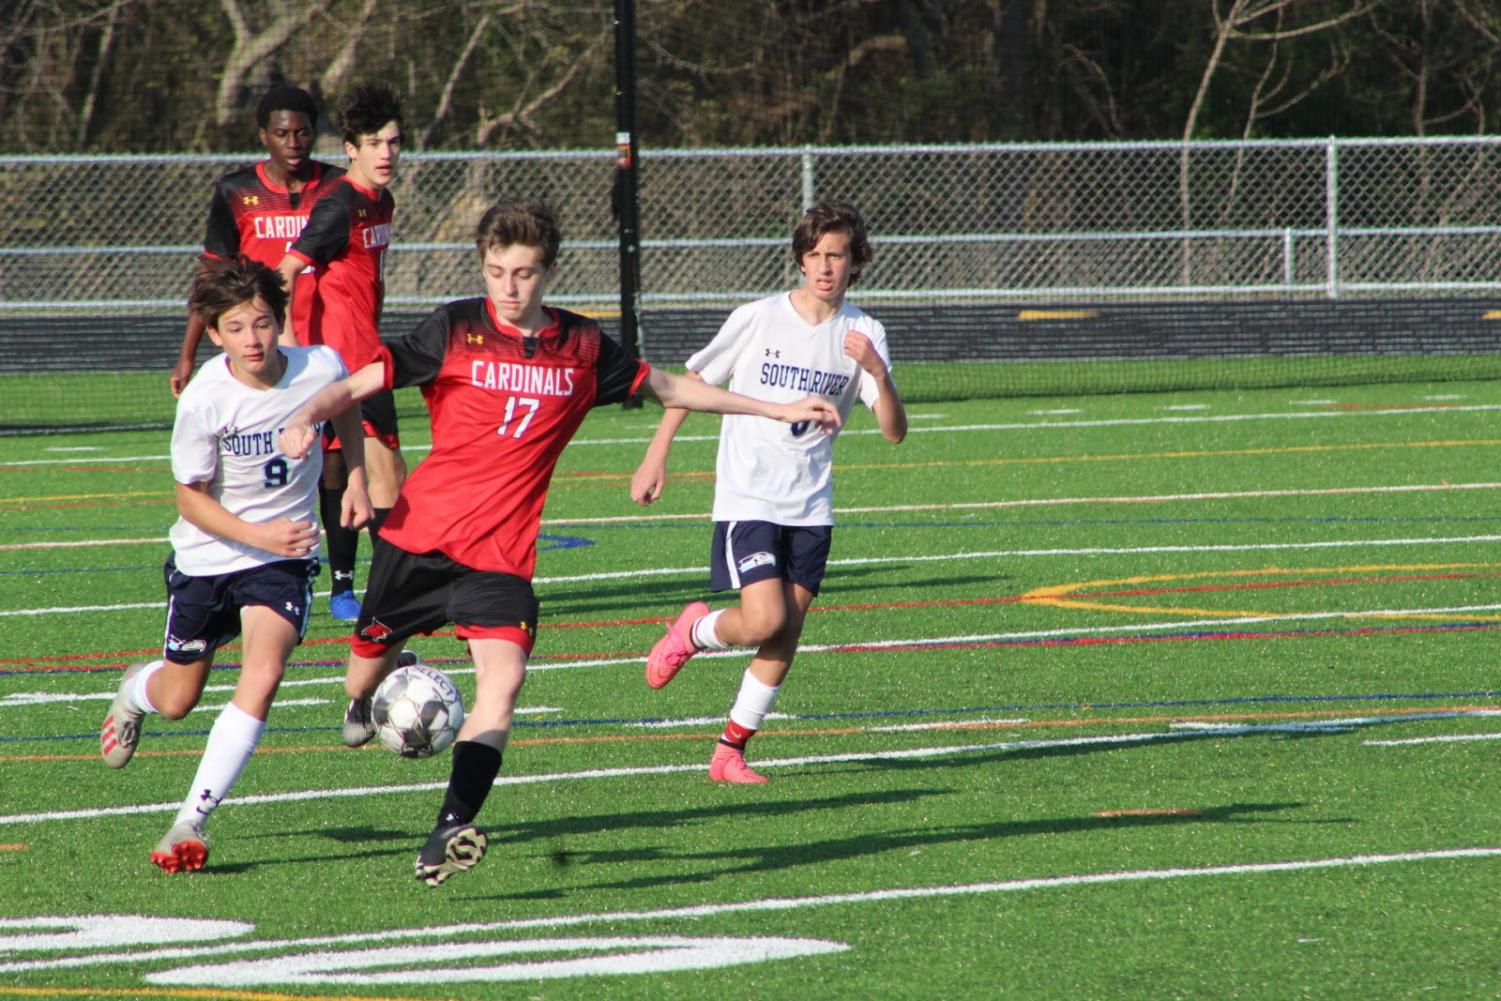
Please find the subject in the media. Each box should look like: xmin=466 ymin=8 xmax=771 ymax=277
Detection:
xmin=150 ymin=821 xmax=209 ymax=873
xmin=709 ymin=744 xmax=769 ymax=784
xmin=100 ymin=661 xmax=151 ymax=769
xmin=329 ymin=590 xmax=362 ymax=621
xmin=342 ymin=696 xmax=375 ymax=747
xmin=646 ymin=601 xmax=709 ymax=689
xmin=414 ymin=823 xmax=488 ymax=886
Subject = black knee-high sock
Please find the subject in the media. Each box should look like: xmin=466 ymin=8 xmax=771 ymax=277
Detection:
xmin=320 ymin=484 xmax=359 ymax=595
xmin=436 ymin=740 xmax=503 ymax=828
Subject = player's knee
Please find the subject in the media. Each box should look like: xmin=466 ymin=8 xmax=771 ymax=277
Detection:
xmin=739 ymin=604 xmax=787 ymax=645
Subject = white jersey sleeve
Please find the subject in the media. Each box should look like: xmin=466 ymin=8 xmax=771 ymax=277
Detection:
xmin=169 ymin=346 xmax=348 ymax=576
xmin=689 ymin=293 xmax=892 ymax=526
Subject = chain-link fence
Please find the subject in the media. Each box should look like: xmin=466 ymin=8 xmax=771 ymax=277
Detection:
xmin=6 ymin=137 xmax=1501 ymax=313
xmin=1 ymin=137 xmax=1499 ymax=425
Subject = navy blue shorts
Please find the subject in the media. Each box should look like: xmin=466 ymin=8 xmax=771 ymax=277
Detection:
xmin=709 ymin=521 xmax=832 ymax=595
xmin=162 ymin=556 xmax=318 ymax=663
xmin=351 ymin=538 xmax=540 ymax=657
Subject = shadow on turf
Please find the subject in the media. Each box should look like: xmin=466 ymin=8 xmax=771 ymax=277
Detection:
xmin=542 ymin=800 xmax=1316 ymax=895
xmin=540 ymin=564 xmax=920 ymax=618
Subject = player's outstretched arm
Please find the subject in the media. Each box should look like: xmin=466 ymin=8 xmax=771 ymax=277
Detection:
xmin=278 ymin=361 xmax=387 ymax=459
xmin=630 ymin=371 xmax=702 ymax=507
xmin=641 ymin=367 xmax=841 ymax=432
xmin=330 ymin=405 xmax=373 ymax=529
xmin=175 ymin=481 xmax=320 ymax=558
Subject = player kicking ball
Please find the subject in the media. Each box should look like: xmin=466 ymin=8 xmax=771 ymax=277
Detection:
xmin=100 ymin=258 xmax=371 ymax=872
xmin=631 ymin=200 xmax=908 ymax=783
xmin=277 ymin=197 xmax=841 ymax=885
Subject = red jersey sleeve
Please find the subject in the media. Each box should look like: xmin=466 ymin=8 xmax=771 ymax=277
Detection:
xmin=287 ymin=193 xmax=352 ymax=268
xmin=593 ymin=328 xmax=650 ymax=406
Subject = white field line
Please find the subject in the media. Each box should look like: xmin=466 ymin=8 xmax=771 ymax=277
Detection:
xmin=2 ymin=846 xmax=1497 ymax=977
xmin=5 ymin=480 xmax=1501 ymax=547
xmin=5 ymin=532 xmax=1500 ymax=617
xmin=4 ymin=401 xmax=1497 ymax=470
xmin=1365 ymin=733 xmax=1501 ymax=746
xmin=5 ymin=600 xmax=1497 ymax=691
xmin=3 ymin=709 xmax=1491 ymax=829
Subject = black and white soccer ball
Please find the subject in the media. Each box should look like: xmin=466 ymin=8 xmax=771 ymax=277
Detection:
xmin=372 ymin=661 xmax=465 ymax=758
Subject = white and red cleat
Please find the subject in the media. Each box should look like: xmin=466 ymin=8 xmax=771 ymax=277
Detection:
xmin=646 ymin=601 xmax=708 ymax=689
xmin=151 ymin=821 xmax=209 ymax=873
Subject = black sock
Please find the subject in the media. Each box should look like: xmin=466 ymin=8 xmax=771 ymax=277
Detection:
xmin=321 ymin=484 xmax=358 ymax=594
xmin=369 ymin=506 xmax=391 ymax=539
xmin=435 ymin=740 xmax=503 ymax=828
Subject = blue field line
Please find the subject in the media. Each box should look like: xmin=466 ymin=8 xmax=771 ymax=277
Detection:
xmin=8 ymin=687 xmax=1500 ymax=748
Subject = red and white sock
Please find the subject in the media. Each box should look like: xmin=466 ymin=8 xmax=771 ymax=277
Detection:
xmin=720 ymin=670 xmax=779 ymax=748
xmin=691 ymin=609 xmax=731 ymax=650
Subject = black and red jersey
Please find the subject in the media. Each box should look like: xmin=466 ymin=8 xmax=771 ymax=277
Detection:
xmin=285 ymin=176 xmax=394 ymax=370
xmin=202 ymin=159 xmax=344 ymax=335
xmin=374 ymin=299 xmax=649 ymax=579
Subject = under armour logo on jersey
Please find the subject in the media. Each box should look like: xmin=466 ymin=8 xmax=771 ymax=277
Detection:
xmin=357 ymin=208 xmax=367 ymax=219
xmin=285 ymin=601 xmax=300 ymax=615
xmin=764 ymin=348 xmax=781 ymax=358
xmin=467 ymin=333 xmax=484 ymax=345
xmin=242 ymin=194 xmax=259 ymax=206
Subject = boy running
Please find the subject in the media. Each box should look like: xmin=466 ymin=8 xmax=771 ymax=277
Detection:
xmin=631 ymin=200 xmax=908 ymax=783
xmin=276 ymin=83 xmax=409 ymax=621
xmin=102 ymin=258 xmax=371 ymax=872
xmin=278 ymin=198 xmax=840 ymax=885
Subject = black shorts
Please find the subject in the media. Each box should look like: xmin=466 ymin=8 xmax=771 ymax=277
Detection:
xmin=350 ymin=538 xmax=540 ymax=657
xmin=161 ymin=556 xmax=318 ymax=664
xmin=322 ymin=389 xmax=400 ymax=451
xmin=709 ymin=520 xmax=832 ymax=595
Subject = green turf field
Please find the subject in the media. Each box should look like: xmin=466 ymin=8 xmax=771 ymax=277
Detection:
xmin=1 ymin=379 xmax=1499 ymax=999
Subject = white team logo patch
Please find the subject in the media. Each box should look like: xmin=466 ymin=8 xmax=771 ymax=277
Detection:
xmin=166 ymin=636 xmax=208 ymax=654
xmin=736 ymin=551 xmax=777 ymax=574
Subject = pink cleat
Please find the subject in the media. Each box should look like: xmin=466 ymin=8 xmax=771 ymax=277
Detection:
xmin=646 ymin=601 xmax=708 ymax=689
xmin=710 ymin=744 xmax=768 ymax=784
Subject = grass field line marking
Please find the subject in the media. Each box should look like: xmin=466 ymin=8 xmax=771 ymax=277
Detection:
xmin=2 ymin=846 xmax=1497 ymax=977
xmin=7 ymin=531 xmax=1501 ymax=617
xmin=4 ymin=481 xmax=1499 ymax=548
xmin=2 ymin=710 xmax=1491 ymax=828
xmin=1364 ymin=732 xmax=1501 ymax=746
xmin=4 ymin=402 xmax=1495 ymax=470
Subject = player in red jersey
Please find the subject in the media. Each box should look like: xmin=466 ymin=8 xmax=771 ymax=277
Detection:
xmin=276 ymin=84 xmax=409 ymax=622
xmin=278 ymin=198 xmax=841 ymax=886
xmin=169 ymin=86 xmax=344 ymax=397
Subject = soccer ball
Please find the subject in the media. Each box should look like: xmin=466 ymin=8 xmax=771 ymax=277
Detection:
xmin=372 ymin=661 xmax=465 ymax=758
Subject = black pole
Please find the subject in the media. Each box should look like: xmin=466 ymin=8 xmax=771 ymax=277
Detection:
xmin=613 ymin=0 xmax=643 ymax=407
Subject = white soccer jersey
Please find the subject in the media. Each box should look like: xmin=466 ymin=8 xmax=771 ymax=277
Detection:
xmin=689 ymin=292 xmax=892 ymax=525
xmin=169 ymin=345 xmax=348 ymax=576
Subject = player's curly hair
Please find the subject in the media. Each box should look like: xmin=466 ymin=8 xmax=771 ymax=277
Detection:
xmin=190 ymin=257 xmax=288 ymax=330
xmin=475 ymin=198 xmax=562 ymax=269
xmin=338 ymin=84 xmax=404 ymax=145
xmin=792 ymin=201 xmax=873 ymax=284
xmin=256 ymin=85 xmax=319 ymax=130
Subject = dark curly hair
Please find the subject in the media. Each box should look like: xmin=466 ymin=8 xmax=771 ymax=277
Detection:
xmin=338 ymin=84 xmax=404 ymax=145
xmin=190 ymin=257 xmax=288 ymax=330
xmin=792 ymin=201 xmax=873 ymax=284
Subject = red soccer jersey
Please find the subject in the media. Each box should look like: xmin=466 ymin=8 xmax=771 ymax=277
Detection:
xmin=374 ymin=299 xmax=649 ymax=579
xmin=202 ymin=160 xmax=343 ymax=336
xmin=285 ymin=176 xmax=393 ymax=371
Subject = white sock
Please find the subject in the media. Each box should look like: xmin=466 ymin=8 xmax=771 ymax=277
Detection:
xmin=692 ymin=609 xmax=731 ymax=650
xmin=728 ymin=670 xmax=780 ymax=731
xmin=125 ymin=660 xmax=165 ymax=715
xmin=174 ymin=702 xmax=265 ymax=830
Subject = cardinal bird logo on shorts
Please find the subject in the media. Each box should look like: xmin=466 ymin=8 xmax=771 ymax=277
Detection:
xmin=360 ymin=619 xmax=394 ymax=643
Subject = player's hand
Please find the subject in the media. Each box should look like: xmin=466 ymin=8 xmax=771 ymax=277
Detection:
xmin=630 ymin=460 xmax=666 ymax=506
xmin=257 ymin=518 xmax=321 ymax=558
xmin=168 ymin=358 xmax=193 ymax=398
xmin=341 ymin=483 xmax=373 ymax=530
xmin=843 ymin=331 xmax=888 ymax=378
xmin=781 ymin=395 xmax=842 ymax=435
xmin=278 ymin=420 xmax=318 ymax=460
